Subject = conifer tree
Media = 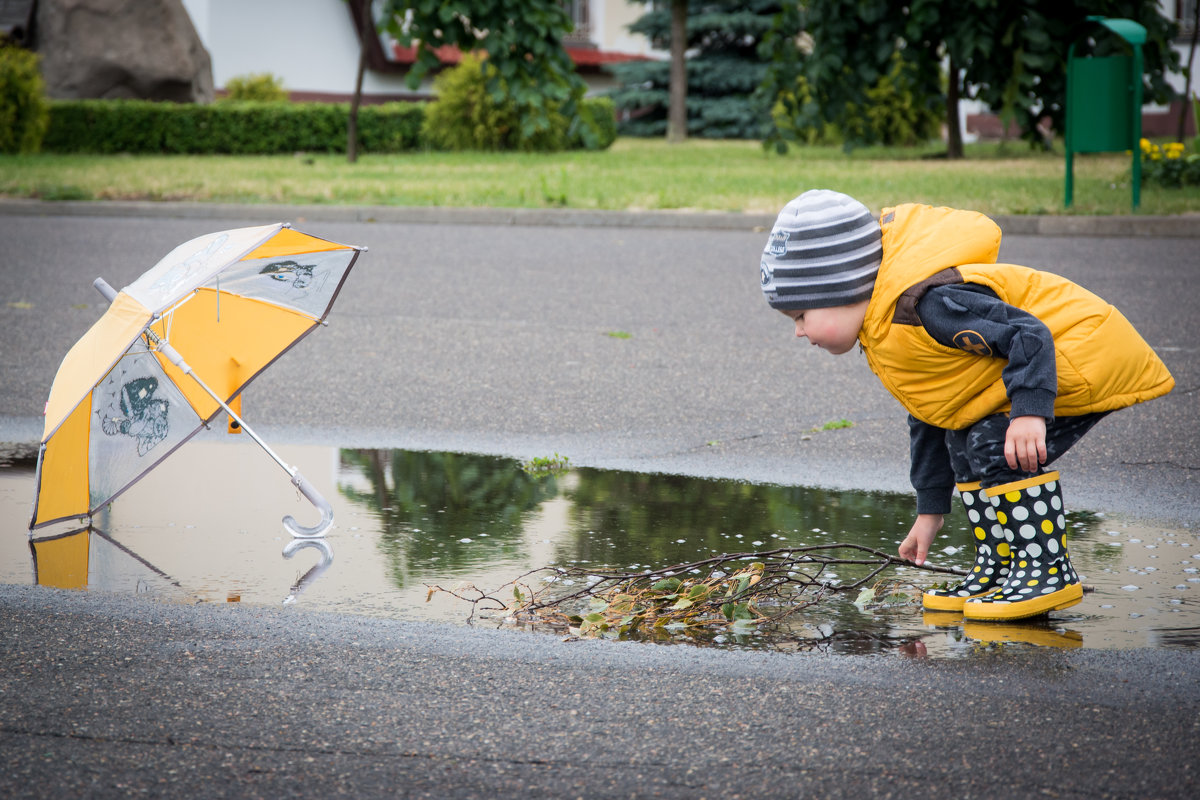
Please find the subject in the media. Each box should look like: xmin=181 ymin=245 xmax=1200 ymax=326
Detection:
xmin=608 ymin=1 xmax=781 ymax=139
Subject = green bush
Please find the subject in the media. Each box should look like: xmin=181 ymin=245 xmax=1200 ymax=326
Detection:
xmin=421 ymin=53 xmax=570 ymax=152
xmin=0 ymin=44 xmax=49 ymax=154
xmin=848 ymin=54 xmax=941 ymax=147
xmin=419 ymin=54 xmax=615 ymax=152
xmin=572 ymin=96 xmax=618 ymax=150
xmin=770 ymin=53 xmax=941 ymax=148
xmin=42 ymin=99 xmax=425 ymax=154
xmin=40 ymin=80 xmax=610 ymax=156
xmin=221 ymin=73 xmax=288 ymax=103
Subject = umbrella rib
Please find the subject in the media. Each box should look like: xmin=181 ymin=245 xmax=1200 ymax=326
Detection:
xmin=151 ymin=337 xmax=334 ymax=538
xmin=174 ymin=355 xmax=291 ymax=476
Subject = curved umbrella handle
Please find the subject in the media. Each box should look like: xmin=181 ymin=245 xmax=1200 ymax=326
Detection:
xmin=283 ymin=472 xmax=334 ymax=538
xmin=282 ymin=536 xmax=334 ymax=604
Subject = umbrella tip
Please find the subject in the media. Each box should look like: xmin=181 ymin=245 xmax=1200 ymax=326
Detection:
xmin=93 ymin=278 xmax=118 ymax=303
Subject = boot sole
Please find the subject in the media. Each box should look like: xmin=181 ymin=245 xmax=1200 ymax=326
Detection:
xmin=922 ymin=591 xmax=991 ymax=612
xmin=962 ymin=584 xmax=1084 ymax=622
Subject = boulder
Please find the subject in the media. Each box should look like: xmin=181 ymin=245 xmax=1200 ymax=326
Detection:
xmin=36 ymin=0 xmax=213 ymax=102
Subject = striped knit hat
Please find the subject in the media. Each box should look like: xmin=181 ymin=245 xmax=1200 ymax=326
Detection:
xmin=760 ymin=190 xmax=882 ymax=310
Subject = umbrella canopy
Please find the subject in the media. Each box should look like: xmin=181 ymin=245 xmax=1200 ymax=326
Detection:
xmin=30 ymin=223 xmax=364 ymax=535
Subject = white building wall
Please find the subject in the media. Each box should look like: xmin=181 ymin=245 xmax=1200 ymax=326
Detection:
xmin=595 ymin=0 xmax=665 ymax=58
xmin=180 ymin=0 xmax=419 ymax=96
xmin=180 ymin=0 xmax=660 ymax=98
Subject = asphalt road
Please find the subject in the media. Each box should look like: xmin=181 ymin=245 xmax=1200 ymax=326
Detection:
xmin=1 ymin=203 xmax=1198 ymax=798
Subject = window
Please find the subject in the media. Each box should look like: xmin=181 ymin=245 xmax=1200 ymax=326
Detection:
xmin=562 ymin=0 xmax=592 ymax=44
xmin=1178 ymin=1 xmax=1198 ymax=39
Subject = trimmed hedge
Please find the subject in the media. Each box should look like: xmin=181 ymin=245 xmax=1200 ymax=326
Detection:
xmin=42 ymin=96 xmax=617 ymax=155
xmin=43 ymin=100 xmax=426 ymax=154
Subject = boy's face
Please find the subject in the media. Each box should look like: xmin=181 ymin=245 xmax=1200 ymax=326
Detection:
xmin=780 ymin=300 xmax=869 ymax=355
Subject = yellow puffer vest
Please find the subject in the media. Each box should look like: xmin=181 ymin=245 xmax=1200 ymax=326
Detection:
xmin=859 ymin=203 xmax=1174 ymax=429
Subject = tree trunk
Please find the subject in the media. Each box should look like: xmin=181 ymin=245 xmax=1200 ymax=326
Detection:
xmin=667 ymin=0 xmax=687 ymax=143
xmin=1178 ymin=0 xmax=1199 ymax=142
xmin=945 ymin=53 xmax=963 ymax=159
xmin=347 ymin=1 xmax=370 ymax=163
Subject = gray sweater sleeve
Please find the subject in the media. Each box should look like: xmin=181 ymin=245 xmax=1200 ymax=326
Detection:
xmin=904 ymin=283 xmax=1059 ymax=513
xmin=908 ymin=415 xmax=954 ymax=515
xmin=914 ymin=283 xmax=1058 ymax=420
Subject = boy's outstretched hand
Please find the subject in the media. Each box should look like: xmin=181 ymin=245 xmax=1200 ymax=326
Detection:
xmin=899 ymin=513 xmax=944 ymax=566
xmin=1005 ymin=414 xmax=1048 ymax=473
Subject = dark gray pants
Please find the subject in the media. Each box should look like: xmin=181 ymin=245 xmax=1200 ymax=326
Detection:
xmin=944 ymin=412 xmax=1109 ymax=489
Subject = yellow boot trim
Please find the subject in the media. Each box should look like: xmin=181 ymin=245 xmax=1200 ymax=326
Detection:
xmin=962 ymin=583 xmax=1083 ymax=622
xmin=956 ymin=481 xmax=982 ymax=492
xmin=922 ymin=588 xmax=993 ymax=612
xmin=984 ymin=471 xmax=1061 ymax=499
xmin=923 ymin=593 xmax=966 ymax=612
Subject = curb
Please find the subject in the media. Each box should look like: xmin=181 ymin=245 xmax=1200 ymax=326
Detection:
xmin=1 ymin=198 xmax=1197 ymax=237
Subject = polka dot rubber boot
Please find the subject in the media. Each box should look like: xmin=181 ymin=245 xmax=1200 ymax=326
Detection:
xmin=962 ymin=471 xmax=1083 ymax=622
xmin=922 ymin=483 xmax=1011 ymax=612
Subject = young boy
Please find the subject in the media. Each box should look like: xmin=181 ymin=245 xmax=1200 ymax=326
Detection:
xmin=760 ymin=190 xmax=1174 ymax=622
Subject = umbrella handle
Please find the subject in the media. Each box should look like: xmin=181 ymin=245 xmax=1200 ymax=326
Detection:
xmin=283 ymin=472 xmax=334 ymax=538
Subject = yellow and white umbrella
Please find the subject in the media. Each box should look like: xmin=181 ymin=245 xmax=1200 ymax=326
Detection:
xmin=30 ymin=223 xmax=365 ymax=537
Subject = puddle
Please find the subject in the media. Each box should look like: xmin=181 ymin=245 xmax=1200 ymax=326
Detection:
xmin=3 ymin=437 xmax=1198 ymax=658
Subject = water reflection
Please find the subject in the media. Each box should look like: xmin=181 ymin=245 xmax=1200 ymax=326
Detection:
xmin=339 ymin=450 xmax=558 ymax=585
xmin=2 ymin=443 xmax=1196 ymax=657
xmin=30 ymin=526 xmax=180 ymax=593
xmin=283 ymin=537 xmax=335 ymax=604
xmin=560 ymin=469 xmax=922 ymax=573
xmin=29 ymin=524 xmax=340 ymax=606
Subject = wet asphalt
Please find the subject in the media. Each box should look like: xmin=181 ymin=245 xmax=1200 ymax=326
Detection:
xmin=1 ymin=201 xmax=1199 ymax=798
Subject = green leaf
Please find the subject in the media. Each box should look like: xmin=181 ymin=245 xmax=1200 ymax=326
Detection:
xmin=853 ymin=587 xmax=876 ymax=610
xmin=651 ymin=577 xmax=682 ymax=593
xmin=609 ymin=594 xmax=637 ymax=614
xmin=731 ymin=603 xmax=755 ymax=621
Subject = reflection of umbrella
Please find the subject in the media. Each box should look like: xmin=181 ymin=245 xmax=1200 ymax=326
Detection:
xmin=282 ymin=537 xmax=335 ymax=604
xmin=30 ymin=526 xmax=180 ymax=593
xmin=30 ymin=526 xmax=336 ymax=605
xmin=30 ymin=224 xmax=364 ymax=537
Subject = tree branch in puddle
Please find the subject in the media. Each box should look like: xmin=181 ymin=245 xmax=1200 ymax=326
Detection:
xmin=426 ymin=543 xmax=966 ymax=637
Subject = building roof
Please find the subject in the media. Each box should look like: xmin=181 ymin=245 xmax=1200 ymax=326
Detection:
xmin=387 ymin=43 xmax=650 ymax=72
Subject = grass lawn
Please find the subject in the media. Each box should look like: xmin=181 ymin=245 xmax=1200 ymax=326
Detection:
xmin=1 ymin=138 xmax=1197 ymax=217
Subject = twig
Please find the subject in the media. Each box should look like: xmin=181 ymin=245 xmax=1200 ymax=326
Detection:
xmin=425 ymin=542 xmax=967 ymax=637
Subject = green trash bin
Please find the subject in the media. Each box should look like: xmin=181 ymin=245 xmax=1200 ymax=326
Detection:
xmin=1064 ymin=16 xmax=1146 ymax=210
